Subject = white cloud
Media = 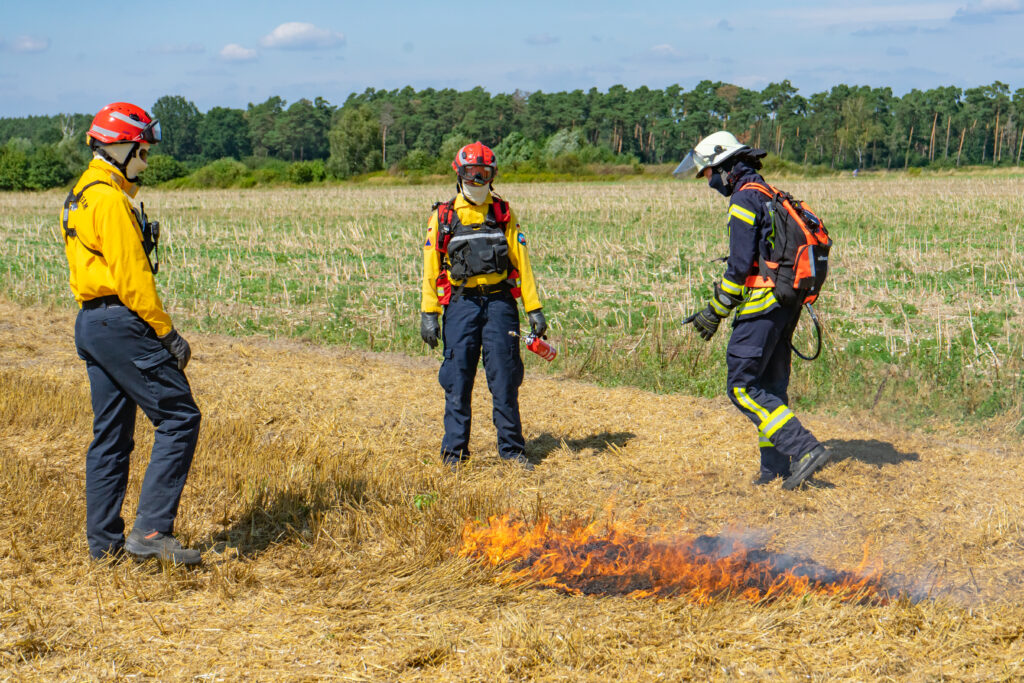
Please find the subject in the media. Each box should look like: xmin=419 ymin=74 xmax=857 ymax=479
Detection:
xmin=953 ymin=0 xmax=1024 ymax=21
xmin=650 ymin=44 xmax=680 ymax=58
xmin=10 ymin=35 xmax=50 ymax=53
xmin=220 ymin=44 xmax=258 ymax=62
xmin=260 ymin=22 xmax=344 ymax=50
xmin=641 ymin=44 xmax=709 ymax=64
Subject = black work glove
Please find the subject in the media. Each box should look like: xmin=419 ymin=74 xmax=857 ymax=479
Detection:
xmin=420 ymin=312 xmax=440 ymax=349
xmin=688 ymin=305 xmax=722 ymax=342
xmin=158 ymin=329 xmax=191 ymax=370
xmin=527 ymin=309 xmax=547 ymax=337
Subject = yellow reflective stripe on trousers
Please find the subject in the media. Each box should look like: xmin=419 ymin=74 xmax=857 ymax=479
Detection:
xmin=757 ymin=430 xmax=774 ymax=448
xmin=728 ymin=204 xmax=756 ymax=225
xmin=760 ymin=405 xmax=795 ymax=438
xmin=738 ymin=289 xmax=777 ymax=316
xmin=720 ymin=278 xmax=744 ymax=296
xmin=733 ymin=387 xmax=770 ymax=422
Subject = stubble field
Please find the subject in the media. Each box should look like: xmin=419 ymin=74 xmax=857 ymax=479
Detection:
xmin=1 ymin=175 xmax=1023 ymax=680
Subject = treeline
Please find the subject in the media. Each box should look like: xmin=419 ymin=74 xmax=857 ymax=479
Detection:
xmin=2 ymin=81 xmax=1023 ymax=190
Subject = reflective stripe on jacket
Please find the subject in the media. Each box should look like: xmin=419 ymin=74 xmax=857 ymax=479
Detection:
xmin=722 ymin=169 xmax=780 ymax=318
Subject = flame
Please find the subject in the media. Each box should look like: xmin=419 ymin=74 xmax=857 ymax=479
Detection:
xmin=459 ymin=513 xmax=893 ymax=605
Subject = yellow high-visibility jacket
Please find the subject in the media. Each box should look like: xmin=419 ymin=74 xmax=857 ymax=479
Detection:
xmin=62 ymin=159 xmax=173 ymax=336
xmin=421 ymin=192 xmax=542 ymax=314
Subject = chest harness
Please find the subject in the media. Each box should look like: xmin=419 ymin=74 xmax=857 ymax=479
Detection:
xmin=432 ymin=197 xmax=521 ymax=305
xmin=62 ymin=181 xmax=160 ymax=274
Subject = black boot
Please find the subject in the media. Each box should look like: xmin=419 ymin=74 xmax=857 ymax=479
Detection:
xmin=752 ymin=471 xmax=785 ymax=486
xmin=782 ymin=445 xmax=830 ymax=490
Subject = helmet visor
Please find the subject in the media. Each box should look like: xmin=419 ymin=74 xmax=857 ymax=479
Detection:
xmin=672 ymin=149 xmax=714 ymax=179
xmin=141 ymin=119 xmax=161 ymax=144
xmin=459 ymin=164 xmax=495 ymax=185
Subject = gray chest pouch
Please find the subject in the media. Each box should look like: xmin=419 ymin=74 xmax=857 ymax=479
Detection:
xmin=446 ymin=222 xmax=510 ymax=281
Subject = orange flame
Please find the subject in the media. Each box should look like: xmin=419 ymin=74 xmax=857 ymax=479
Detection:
xmin=459 ymin=513 xmax=892 ymax=605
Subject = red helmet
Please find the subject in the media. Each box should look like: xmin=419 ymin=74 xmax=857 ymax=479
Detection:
xmin=453 ymin=141 xmax=497 ymax=185
xmin=87 ymin=102 xmax=161 ymax=145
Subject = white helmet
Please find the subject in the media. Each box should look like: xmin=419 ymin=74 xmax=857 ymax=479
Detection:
xmin=673 ymin=131 xmax=765 ymax=178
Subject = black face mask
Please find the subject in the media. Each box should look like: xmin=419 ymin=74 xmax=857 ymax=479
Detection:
xmin=708 ymin=169 xmax=732 ymax=196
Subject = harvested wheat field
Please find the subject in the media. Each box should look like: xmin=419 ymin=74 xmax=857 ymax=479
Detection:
xmin=2 ymin=298 xmax=1023 ymax=681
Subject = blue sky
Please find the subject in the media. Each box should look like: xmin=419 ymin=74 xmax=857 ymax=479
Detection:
xmin=1 ymin=0 xmax=1022 ymax=117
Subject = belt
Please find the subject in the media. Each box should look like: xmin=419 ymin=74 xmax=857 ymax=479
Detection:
xmin=457 ymin=282 xmax=511 ymax=297
xmin=81 ymin=295 xmax=124 ymax=309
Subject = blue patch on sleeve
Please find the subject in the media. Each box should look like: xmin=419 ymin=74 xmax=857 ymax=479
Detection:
xmin=517 ymin=232 xmax=526 ymax=245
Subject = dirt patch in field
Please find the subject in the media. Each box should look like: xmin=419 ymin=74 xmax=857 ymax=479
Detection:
xmin=1 ymin=300 xmax=1023 ymax=680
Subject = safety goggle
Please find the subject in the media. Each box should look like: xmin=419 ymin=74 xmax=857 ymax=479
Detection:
xmin=140 ymin=119 xmax=161 ymax=144
xmin=460 ymin=164 xmax=495 ymax=185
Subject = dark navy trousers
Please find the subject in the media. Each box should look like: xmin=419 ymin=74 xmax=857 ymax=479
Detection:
xmin=726 ymin=304 xmax=820 ymax=478
xmin=74 ymin=303 xmax=201 ymax=558
xmin=439 ymin=293 xmax=525 ymax=461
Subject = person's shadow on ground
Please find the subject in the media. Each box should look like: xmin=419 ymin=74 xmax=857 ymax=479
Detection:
xmin=206 ymin=475 xmax=368 ymax=558
xmin=526 ymin=431 xmax=636 ymax=464
xmin=823 ymin=438 xmax=920 ymax=468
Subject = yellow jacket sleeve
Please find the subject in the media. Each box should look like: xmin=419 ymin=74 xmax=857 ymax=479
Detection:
xmin=421 ymin=212 xmax=443 ymax=314
xmin=94 ymin=192 xmax=174 ymax=336
xmin=506 ymin=207 xmax=543 ymax=313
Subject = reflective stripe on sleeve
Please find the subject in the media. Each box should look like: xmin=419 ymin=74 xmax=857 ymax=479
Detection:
xmin=720 ymin=278 xmax=744 ymax=296
xmin=709 ymin=298 xmax=731 ymax=316
xmin=729 ymin=204 xmax=756 ymax=225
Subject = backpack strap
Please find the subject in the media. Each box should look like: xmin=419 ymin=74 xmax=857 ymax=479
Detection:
xmin=432 ymin=197 xmax=458 ymax=255
xmin=737 ymin=181 xmax=776 ymax=199
xmin=62 ymin=180 xmax=111 ymax=258
xmin=490 ymin=198 xmax=510 ymax=225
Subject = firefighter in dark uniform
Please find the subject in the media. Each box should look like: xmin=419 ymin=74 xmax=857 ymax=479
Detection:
xmin=62 ymin=102 xmax=201 ymax=563
xmin=420 ymin=142 xmax=546 ymax=469
xmin=675 ymin=131 xmax=829 ymax=489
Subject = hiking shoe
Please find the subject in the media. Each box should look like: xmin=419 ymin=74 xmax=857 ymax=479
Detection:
xmin=502 ymin=454 xmax=535 ymax=471
xmin=126 ymin=529 xmax=201 ymax=565
xmin=782 ymin=445 xmax=830 ymax=490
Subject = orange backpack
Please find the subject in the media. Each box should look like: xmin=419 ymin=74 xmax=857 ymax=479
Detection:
xmin=741 ymin=182 xmax=831 ymax=306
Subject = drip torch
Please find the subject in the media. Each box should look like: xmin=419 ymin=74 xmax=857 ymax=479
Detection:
xmin=509 ymin=330 xmax=557 ymax=361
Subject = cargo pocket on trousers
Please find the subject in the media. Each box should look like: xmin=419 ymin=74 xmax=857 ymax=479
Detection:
xmin=132 ymin=347 xmax=174 ymax=372
xmin=727 ymin=344 xmax=763 ymax=360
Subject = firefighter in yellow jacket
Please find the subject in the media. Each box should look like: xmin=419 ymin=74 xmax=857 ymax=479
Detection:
xmin=421 ymin=142 xmax=546 ymax=469
xmin=62 ymin=102 xmax=201 ymax=564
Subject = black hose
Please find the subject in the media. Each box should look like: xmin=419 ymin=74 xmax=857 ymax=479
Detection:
xmin=792 ymin=303 xmax=822 ymax=361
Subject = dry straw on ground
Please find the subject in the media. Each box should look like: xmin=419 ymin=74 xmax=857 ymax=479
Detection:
xmin=1 ymin=300 xmax=1023 ymax=680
